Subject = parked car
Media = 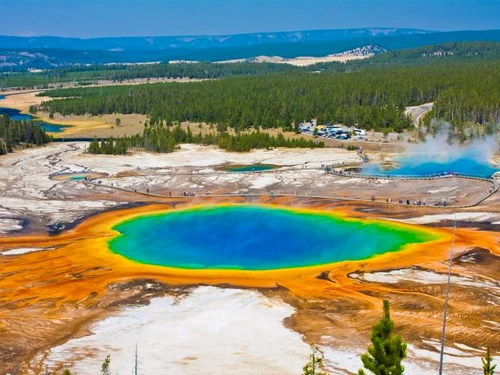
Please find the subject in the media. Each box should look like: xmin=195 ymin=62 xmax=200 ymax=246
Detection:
xmin=353 ymin=128 xmax=366 ymax=136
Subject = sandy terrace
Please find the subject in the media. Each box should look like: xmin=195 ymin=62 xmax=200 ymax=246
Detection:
xmin=0 ymin=91 xmax=46 ymax=112
xmin=218 ymin=53 xmax=372 ymax=66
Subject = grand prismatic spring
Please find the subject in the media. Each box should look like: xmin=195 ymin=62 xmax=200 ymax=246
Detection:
xmin=109 ymin=205 xmax=439 ymax=270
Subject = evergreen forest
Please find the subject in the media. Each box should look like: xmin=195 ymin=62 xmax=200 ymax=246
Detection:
xmin=86 ymin=126 xmax=323 ymax=155
xmin=1 ymin=41 xmax=499 ymax=89
xmin=38 ymin=60 xmax=500 ymax=133
xmin=0 ymin=116 xmax=52 ymax=155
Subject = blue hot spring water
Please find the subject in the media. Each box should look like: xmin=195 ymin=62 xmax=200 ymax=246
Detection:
xmin=108 ymin=205 xmax=437 ymax=270
xmin=361 ymin=152 xmax=499 ymax=178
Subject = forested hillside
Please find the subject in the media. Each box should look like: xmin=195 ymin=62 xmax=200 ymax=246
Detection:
xmin=39 ymin=60 xmax=500 ymax=133
xmin=312 ymin=42 xmax=500 ymax=70
xmin=0 ymin=116 xmax=52 ymax=155
xmin=2 ymin=41 xmax=500 ymax=89
xmin=0 ymin=62 xmax=300 ymax=89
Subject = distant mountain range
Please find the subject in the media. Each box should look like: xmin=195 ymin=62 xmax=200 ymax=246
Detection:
xmin=0 ymin=28 xmax=430 ymax=51
xmin=1 ymin=28 xmax=500 ymax=70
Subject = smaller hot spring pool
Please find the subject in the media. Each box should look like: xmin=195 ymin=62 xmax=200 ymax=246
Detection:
xmin=50 ymin=172 xmax=108 ymax=181
xmin=226 ymin=164 xmax=277 ymax=173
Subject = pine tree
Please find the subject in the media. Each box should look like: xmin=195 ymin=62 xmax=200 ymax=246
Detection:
xmin=358 ymin=300 xmax=407 ymax=375
xmin=302 ymin=345 xmax=328 ymax=375
xmin=482 ymin=347 xmax=496 ymax=375
xmin=87 ymin=138 xmax=100 ymax=154
xmin=100 ymin=355 xmax=111 ymax=375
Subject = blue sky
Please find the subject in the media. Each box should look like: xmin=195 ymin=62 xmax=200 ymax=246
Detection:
xmin=1 ymin=0 xmax=499 ymax=37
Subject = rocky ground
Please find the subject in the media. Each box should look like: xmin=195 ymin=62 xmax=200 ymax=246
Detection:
xmin=0 ymin=142 xmax=497 ymax=235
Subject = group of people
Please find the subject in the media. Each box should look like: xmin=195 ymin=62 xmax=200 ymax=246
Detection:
xmin=395 ymin=197 xmax=427 ymax=206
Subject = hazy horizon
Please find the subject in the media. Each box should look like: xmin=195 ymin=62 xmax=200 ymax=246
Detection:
xmin=1 ymin=27 xmax=441 ymax=39
xmin=1 ymin=0 xmax=499 ymax=38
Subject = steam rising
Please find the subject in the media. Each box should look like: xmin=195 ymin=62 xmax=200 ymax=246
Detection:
xmin=405 ymin=129 xmax=499 ymax=166
xmin=362 ymin=125 xmax=500 ymax=177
